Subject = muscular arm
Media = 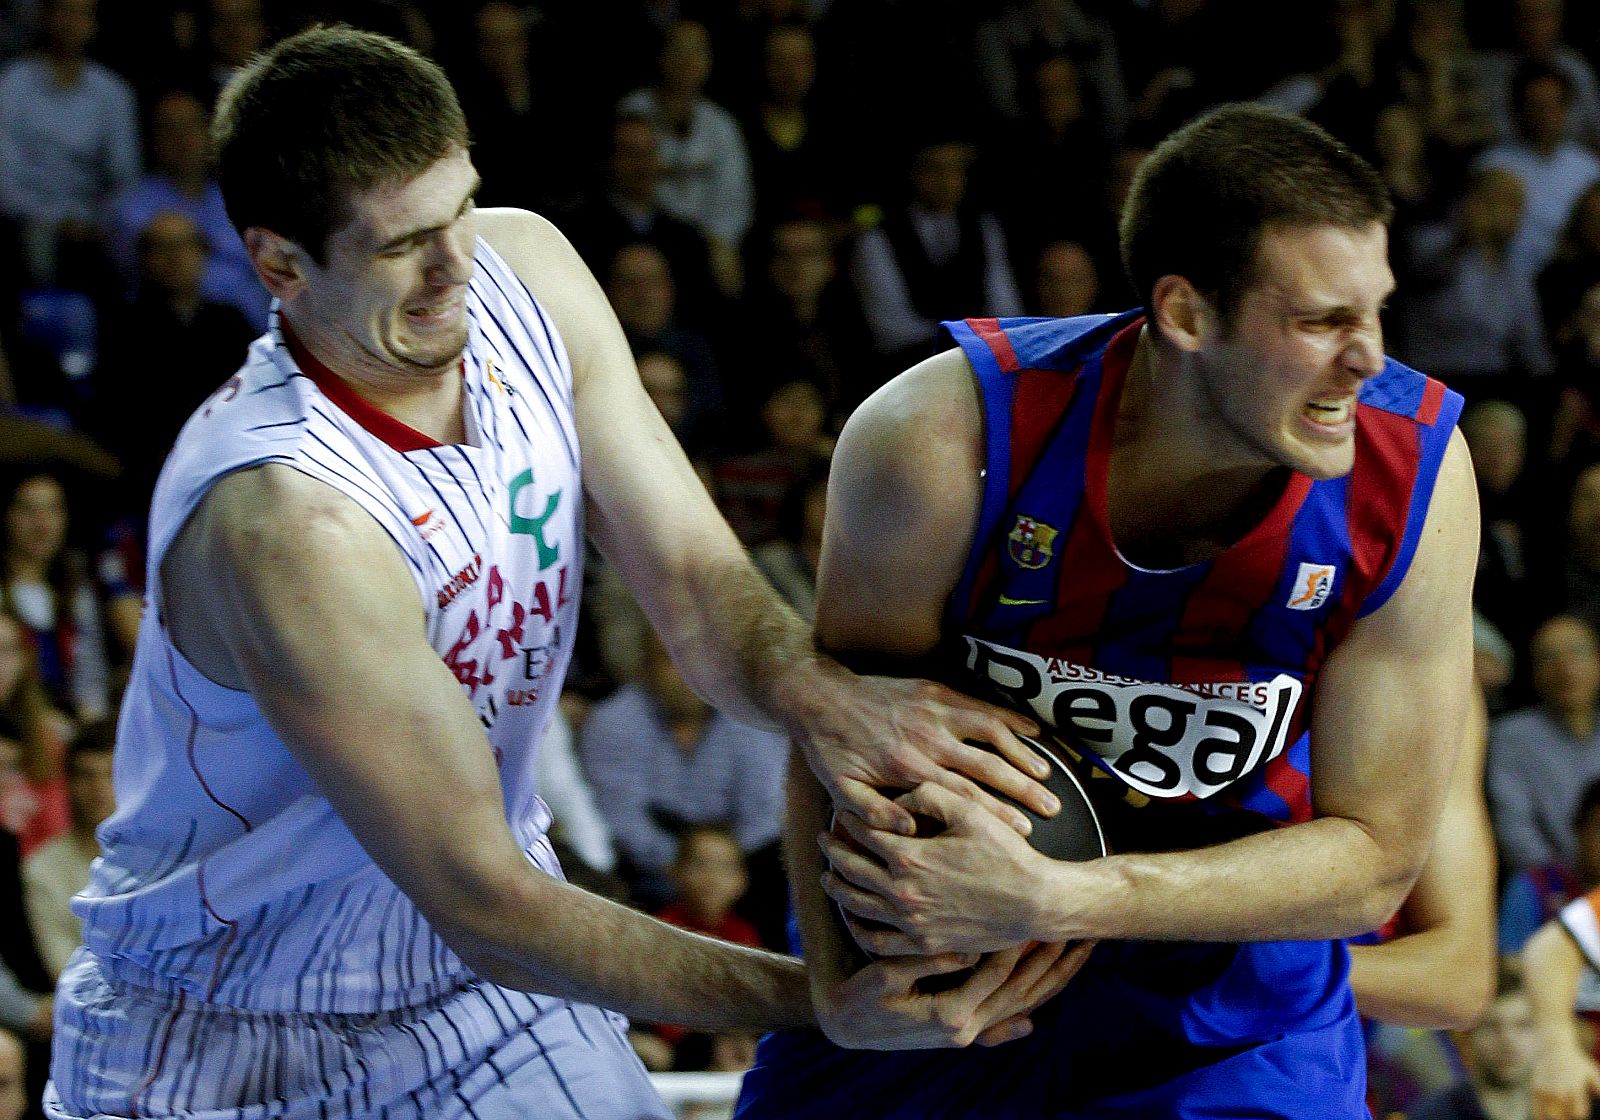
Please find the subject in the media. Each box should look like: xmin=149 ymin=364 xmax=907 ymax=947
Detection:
xmin=164 ymin=464 xmax=809 ymax=1030
xmin=476 ymin=208 xmax=1053 ymax=832
xmin=820 ymin=397 xmax=1480 ymax=951
xmin=1348 ymin=684 xmax=1496 ymax=1028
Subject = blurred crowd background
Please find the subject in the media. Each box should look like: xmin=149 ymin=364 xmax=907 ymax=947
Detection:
xmin=0 ymin=0 xmax=1597 ymax=1117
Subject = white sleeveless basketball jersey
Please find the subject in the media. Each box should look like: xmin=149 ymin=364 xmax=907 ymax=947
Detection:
xmin=74 ymin=239 xmax=583 ymax=1013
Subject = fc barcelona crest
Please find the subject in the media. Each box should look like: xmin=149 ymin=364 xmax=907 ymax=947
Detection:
xmin=1008 ymin=515 xmax=1059 ymax=570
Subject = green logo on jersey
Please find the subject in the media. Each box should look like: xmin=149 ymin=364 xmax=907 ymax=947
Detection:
xmin=508 ymin=468 xmax=562 ymax=569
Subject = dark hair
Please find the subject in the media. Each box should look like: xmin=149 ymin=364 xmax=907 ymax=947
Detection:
xmin=1575 ymin=775 xmax=1600 ymax=834
xmin=212 ymin=24 xmax=469 ymax=263
xmin=66 ymin=716 xmax=116 ymax=773
xmin=1119 ymin=103 xmax=1392 ymax=327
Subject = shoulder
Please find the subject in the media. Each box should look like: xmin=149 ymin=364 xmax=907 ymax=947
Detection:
xmin=474 ymin=208 xmax=606 ymax=353
xmin=84 ymin=62 xmax=134 ymax=101
xmin=1489 ymin=706 xmax=1557 ymax=749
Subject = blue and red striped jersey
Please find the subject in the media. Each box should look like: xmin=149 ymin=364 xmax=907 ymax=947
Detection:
xmin=943 ymin=311 xmax=1462 ymax=848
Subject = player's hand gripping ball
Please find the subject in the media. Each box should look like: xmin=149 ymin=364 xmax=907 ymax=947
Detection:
xmin=829 ymin=732 xmax=1108 ymax=989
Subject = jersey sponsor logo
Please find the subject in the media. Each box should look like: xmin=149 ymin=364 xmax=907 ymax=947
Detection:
xmin=1007 ymin=515 xmax=1059 ymax=570
xmin=202 ymin=375 xmax=242 ymax=417
xmin=965 ymin=637 xmax=1303 ymax=800
xmin=437 ymin=552 xmax=483 ymax=609
xmin=411 ymin=508 xmax=446 ymax=541
xmin=1286 ymin=562 xmax=1337 ymax=611
xmin=508 ymin=468 xmax=563 ymax=569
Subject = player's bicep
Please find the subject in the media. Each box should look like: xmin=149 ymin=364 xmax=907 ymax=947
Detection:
xmin=1310 ymin=431 xmax=1478 ymax=871
xmin=815 ymin=350 xmax=984 ymax=661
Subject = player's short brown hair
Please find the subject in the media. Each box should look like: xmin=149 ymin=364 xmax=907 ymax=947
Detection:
xmin=1119 ymin=104 xmax=1392 ymax=328
xmin=213 ymin=24 xmax=469 ymax=262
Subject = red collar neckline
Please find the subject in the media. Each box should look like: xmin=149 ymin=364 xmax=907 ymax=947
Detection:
xmin=280 ymin=317 xmax=445 ymax=453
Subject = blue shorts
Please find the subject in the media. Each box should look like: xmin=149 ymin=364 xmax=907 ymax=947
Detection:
xmin=735 ymin=940 xmax=1368 ymax=1120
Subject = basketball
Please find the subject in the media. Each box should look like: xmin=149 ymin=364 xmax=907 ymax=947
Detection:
xmin=830 ymin=730 xmax=1108 ymax=980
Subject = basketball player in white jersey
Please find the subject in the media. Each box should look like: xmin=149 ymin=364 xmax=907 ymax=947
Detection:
xmin=42 ymin=27 xmax=1071 ymax=1120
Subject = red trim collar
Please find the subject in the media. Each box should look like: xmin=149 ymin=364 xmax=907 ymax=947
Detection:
xmin=280 ymin=317 xmax=444 ymax=453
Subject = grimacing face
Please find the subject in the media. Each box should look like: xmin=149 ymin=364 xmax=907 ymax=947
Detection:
xmin=298 ymin=148 xmax=479 ymax=376
xmin=1192 ymin=222 xmax=1393 ymax=481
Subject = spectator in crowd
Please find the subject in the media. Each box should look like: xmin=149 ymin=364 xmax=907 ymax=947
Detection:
xmin=0 ymin=0 xmax=139 ymax=287
xmin=195 ymin=0 xmax=266 ymax=103
xmin=577 ymin=627 xmax=788 ymax=905
xmin=1560 ymin=464 xmax=1600 ymax=628
xmin=974 ymin=0 xmax=1127 ymax=144
xmin=656 ymin=824 xmax=761 ymax=950
xmin=651 ymin=824 xmax=765 ymax=1069
xmin=1476 ymin=60 xmax=1600 ymax=286
xmin=564 ymin=113 xmax=720 ymax=327
xmin=103 ymin=89 xmax=267 ymax=330
xmin=1408 ymin=971 xmax=1537 ymax=1120
xmin=0 ymin=1028 xmax=23 ymax=1120
xmin=751 ymin=465 xmax=826 ymax=623
xmin=1384 ymin=0 xmax=1498 ymax=159
xmin=606 ymin=241 xmax=723 ymax=452
xmin=91 ymin=211 xmax=257 ymax=511
xmin=992 ymin=53 xmax=1113 ymax=274
xmin=1391 ymin=165 xmax=1554 ymax=395
xmin=712 ymin=377 xmax=831 ymax=546
xmin=1488 ymin=614 xmax=1600 ymax=873
xmin=22 ymin=716 xmax=112 ymax=978
xmin=851 ymin=134 xmax=1024 ymax=365
xmin=1462 ymin=400 xmax=1534 ymax=644
xmin=619 ymin=19 xmax=754 ymax=296
xmin=730 ymin=217 xmax=872 ymax=428
xmin=454 ymin=1 xmax=585 ymax=215
xmin=1032 ymin=238 xmax=1100 ymax=318
xmin=1538 ymin=182 xmax=1600 ymax=357
xmin=0 ymin=739 xmax=51 ymax=1120
xmin=1500 ymin=775 xmax=1600 ymax=953
xmin=1481 ymin=0 xmax=1600 ymax=152
xmin=0 ymin=608 xmax=67 ymax=859
xmin=740 ymin=21 xmax=843 ymax=226
xmin=0 ymin=472 xmax=108 ymax=724
xmin=1370 ymin=103 xmax=1441 ymax=240
xmin=1549 ymin=281 xmax=1600 ymax=473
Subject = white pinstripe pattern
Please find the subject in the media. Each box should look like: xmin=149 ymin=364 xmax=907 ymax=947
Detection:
xmin=48 ymin=239 xmax=645 ymax=1117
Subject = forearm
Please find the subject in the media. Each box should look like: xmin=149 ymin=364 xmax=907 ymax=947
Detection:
xmin=785 ymin=744 xmax=861 ymax=1002
xmin=1046 ymin=816 xmax=1418 ymax=943
xmin=443 ymin=861 xmax=813 ymax=1031
xmin=1527 ymin=922 xmax=1588 ymax=1052
xmin=1348 ymin=928 xmax=1492 ymax=1028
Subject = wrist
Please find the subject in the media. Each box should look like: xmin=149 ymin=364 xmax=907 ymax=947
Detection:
xmin=1037 ymin=855 xmax=1125 ymax=942
xmin=766 ymin=650 xmax=841 ymax=740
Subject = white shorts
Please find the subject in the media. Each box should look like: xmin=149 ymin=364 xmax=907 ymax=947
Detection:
xmin=44 ymin=948 xmax=671 ymax=1120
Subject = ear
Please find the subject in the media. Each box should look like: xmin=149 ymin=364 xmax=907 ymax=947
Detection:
xmin=1149 ymin=274 xmax=1214 ymax=353
xmin=242 ymin=227 xmax=309 ymax=302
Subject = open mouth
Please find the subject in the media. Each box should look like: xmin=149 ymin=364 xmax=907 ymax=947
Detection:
xmin=405 ymin=294 xmax=464 ymax=326
xmin=1302 ymin=396 xmax=1353 ymax=428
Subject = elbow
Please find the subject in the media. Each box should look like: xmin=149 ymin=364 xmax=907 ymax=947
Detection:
xmin=416 ymin=849 xmax=553 ymax=983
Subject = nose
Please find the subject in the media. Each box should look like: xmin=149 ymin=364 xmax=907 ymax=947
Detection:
xmin=424 ymin=226 xmax=475 ymax=287
xmin=1340 ymin=320 xmax=1385 ymax=381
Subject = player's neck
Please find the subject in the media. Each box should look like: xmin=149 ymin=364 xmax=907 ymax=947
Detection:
xmin=283 ymin=313 xmax=467 ymax=445
xmin=1106 ymin=331 xmax=1284 ymax=565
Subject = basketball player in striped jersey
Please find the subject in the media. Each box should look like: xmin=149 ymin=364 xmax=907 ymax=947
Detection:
xmin=42 ymin=28 xmax=1070 ymax=1120
xmin=739 ymin=106 xmax=1480 ymax=1116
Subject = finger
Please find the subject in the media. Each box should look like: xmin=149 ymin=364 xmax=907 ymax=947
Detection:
xmin=834 ymin=777 xmax=917 ymax=836
xmin=832 ymin=811 xmax=914 ymax=862
xmin=1018 ymin=940 xmax=1094 ymax=1008
xmin=863 ymin=952 xmax=981 ymax=995
xmin=817 ymin=833 xmax=897 ymax=895
xmin=846 ymin=922 xmax=933 ymax=957
xmin=821 ymin=873 xmax=907 ymax=931
xmin=932 ymin=687 xmax=1040 ymax=740
xmin=931 ymin=739 xmax=1059 ymax=822
xmin=973 ymin=1016 xmax=1034 ymax=1047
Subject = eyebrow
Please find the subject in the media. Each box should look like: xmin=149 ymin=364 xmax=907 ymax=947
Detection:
xmin=375 ymin=177 xmax=482 ymax=252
